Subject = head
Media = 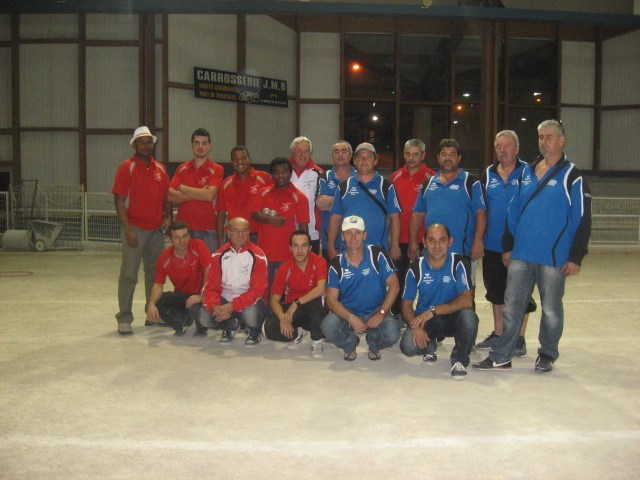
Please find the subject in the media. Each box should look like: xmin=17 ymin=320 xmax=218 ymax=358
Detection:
xmin=227 ymin=217 xmax=251 ymax=250
xmin=269 ymin=156 xmax=293 ymax=189
xmin=538 ymin=120 xmax=566 ymax=159
xmin=341 ymin=215 xmax=367 ymax=252
xmin=289 ymin=230 xmax=312 ymax=265
xmin=168 ymin=221 xmax=191 ymax=254
xmin=331 ymin=141 xmax=352 ymax=167
xmin=424 ymin=223 xmax=453 ymax=263
xmin=191 ymin=128 xmax=212 ymax=160
xmin=130 ymin=126 xmax=156 ymax=160
xmin=404 ymin=139 xmax=427 ymax=171
xmin=230 ymin=145 xmax=251 ymax=176
xmin=436 ymin=139 xmax=462 ymax=173
xmin=353 ymin=143 xmax=378 ymax=176
xmin=494 ymin=130 xmax=520 ymax=167
xmin=290 ymin=137 xmax=312 ymax=169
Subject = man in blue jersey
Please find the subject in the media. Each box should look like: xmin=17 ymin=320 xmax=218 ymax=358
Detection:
xmin=474 ymin=120 xmax=591 ymax=374
xmin=476 ymin=130 xmax=537 ymax=356
xmin=408 ymin=139 xmax=486 ymax=264
xmin=326 ymin=143 xmax=401 ymax=261
xmin=322 ymin=216 xmax=401 ymax=361
xmin=400 ymin=223 xmax=478 ymax=380
xmin=316 ymin=141 xmax=355 ymax=260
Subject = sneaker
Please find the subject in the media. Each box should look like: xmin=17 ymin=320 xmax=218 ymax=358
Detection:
xmin=245 ymin=332 xmax=261 ymax=346
xmin=437 ymin=336 xmax=444 ymax=346
xmin=476 ymin=332 xmax=499 ymax=350
xmin=422 ymin=352 xmax=437 ymax=363
xmin=173 ymin=326 xmax=187 ymax=337
xmin=220 ymin=319 xmax=240 ymax=343
xmin=311 ymin=339 xmax=324 ymax=359
xmin=118 ymin=323 xmax=132 ymax=335
xmin=514 ymin=336 xmax=527 ymax=357
xmin=535 ymin=353 xmax=554 ymax=374
xmin=451 ymin=362 xmax=467 ymax=380
xmin=288 ymin=327 xmax=305 ymax=349
xmin=472 ymin=356 xmax=512 ymax=371
xmin=193 ymin=326 xmax=208 ymax=338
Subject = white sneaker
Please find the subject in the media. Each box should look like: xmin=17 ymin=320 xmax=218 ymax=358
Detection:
xmin=311 ymin=339 xmax=324 ymax=359
xmin=288 ymin=327 xmax=305 ymax=349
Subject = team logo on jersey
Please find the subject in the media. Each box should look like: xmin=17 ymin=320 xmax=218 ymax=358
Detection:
xmin=281 ymin=202 xmax=292 ymax=212
xmin=548 ymin=179 xmax=558 ymax=187
xmin=343 ymin=268 xmax=354 ymax=279
xmin=443 ymin=275 xmax=452 ymax=283
xmin=154 ymin=172 xmax=163 ymax=182
xmin=450 ymin=185 xmax=460 ymax=190
xmin=368 ymin=189 xmax=378 ymax=195
xmin=421 ymin=272 xmax=434 ymax=285
xmin=199 ymin=176 xmax=209 ymax=186
xmin=242 ymin=264 xmax=249 ymax=276
xmin=510 ymin=179 xmax=519 ymax=186
xmin=348 ymin=186 xmax=360 ymax=196
xmin=249 ymin=185 xmax=259 ymax=194
xmin=303 ymin=179 xmax=315 ymax=189
xmin=362 ymin=267 xmax=370 ymax=276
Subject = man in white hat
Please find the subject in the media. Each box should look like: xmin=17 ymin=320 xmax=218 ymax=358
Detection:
xmin=112 ymin=126 xmax=173 ymax=335
xmin=322 ymin=215 xmax=401 ymax=361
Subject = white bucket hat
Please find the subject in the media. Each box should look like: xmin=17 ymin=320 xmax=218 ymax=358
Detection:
xmin=130 ymin=126 xmax=157 ymax=146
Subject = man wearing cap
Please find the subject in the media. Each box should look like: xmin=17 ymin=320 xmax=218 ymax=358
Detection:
xmin=112 ymin=126 xmax=172 ymax=335
xmin=326 ymin=143 xmax=401 ymax=262
xmin=168 ymin=128 xmax=223 ymax=254
xmin=322 ymin=216 xmax=401 ymax=361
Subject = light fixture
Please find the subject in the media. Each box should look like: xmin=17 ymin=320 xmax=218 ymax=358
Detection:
xmin=521 ymin=117 xmax=527 ymax=121
xmin=352 ymin=63 xmax=361 ymax=71
xmin=372 ymin=102 xmax=376 ymax=107
xmin=372 ymin=115 xmax=379 ymax=122
xmin=453 ymin=120 xmax=458 ymax=124
xmin=456 ymin=105 xmax=463 ymax=111
xmin=463 ymin=93 xmax=470 ymax=97
xmin=533 ymin=92 xmax=542 ymax=96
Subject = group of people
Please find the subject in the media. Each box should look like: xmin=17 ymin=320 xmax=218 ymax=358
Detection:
xmin=112 ymin=119 xmax=591 ymax=380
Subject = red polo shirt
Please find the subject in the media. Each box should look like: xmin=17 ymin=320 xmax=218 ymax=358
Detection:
xmin=170 ymin=158 xmax=223 ymax=230
xmin=391 ymin=163 xmax=435 ymax=243
xmin=255 ymin=183 xmax=310 ymax=262
xmin=112 ymin=155 xmax=170 ymax=230
xmin=154 ymin=238 xmax=211 ymax=294
xmin=272 ymin=252 xmax=327 ymax=304
xmin=216 ymin=168 xmax=273 ymax=233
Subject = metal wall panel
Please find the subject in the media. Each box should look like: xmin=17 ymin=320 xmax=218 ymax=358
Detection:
xmin=0 ymin=48 xmax=11 ymax=129
xmin=600 ymin=109 xmax=640 ymax=171
xmin=300 ymin=33 xmax=340 ymax=100
xmin=168 ymin=15 xmax=236 ymax=85
xmin=168 ymin=88 xmax=235 ymax=164
xmin=245 ymin=100 xmax=296 ymax=165
xmin=155 ymin=44 xmax=163 ymax=128
xmin=19 ymin=14 xmax=78 ymax=39
xmin=86 ymin=46 xmax=138 ymax=129
xmin=86 ymin=14 xmax=138 ymax=41
xmin=20 ymin=44 xmax=78 ymax=128
xmin=0 ymin=15 xmax=10 ymax=41
xmin=300 ymin=104 xmax=340 ymax=164
xmin=0 ymin=135 xmax=11 ymax=163
xmin=561 ymin=41 xmax=595 ymax=105
xmin=86 ymin=134 xmax=140 ymax=193
xmin=602 ymin=29 xmax=640 ymax=106
xmin=560 ymin=107 xmax=594 ymax=171
xmin=21 ymin=132 xmax=79 ymax=185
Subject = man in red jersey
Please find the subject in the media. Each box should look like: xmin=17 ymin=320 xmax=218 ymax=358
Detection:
xmin=168 ymin=128 xmax=223 ymax=253
xmin=112 ymin=126 xmax=172 ymax=335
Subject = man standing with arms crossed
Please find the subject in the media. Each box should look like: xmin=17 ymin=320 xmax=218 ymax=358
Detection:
xmin=112 ymin=126 xmax=172 ymax=335
xmin=474 ymin=120 xmax=591 ymax=374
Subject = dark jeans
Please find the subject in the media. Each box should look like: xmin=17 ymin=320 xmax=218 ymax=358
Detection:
xmin=393 ymin=243 xmax=421 ymax=314
xmin=263 ymin=297 xmax=327 ymax=342
xmin=156 ymin=291 xmax=202 ymax=332
xmin=400 ymin=309 xmax=479 ymax=367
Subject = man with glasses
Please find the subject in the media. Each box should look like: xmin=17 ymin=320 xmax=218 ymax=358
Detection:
xmin=197 ymin=217 xmax=269 ymax=345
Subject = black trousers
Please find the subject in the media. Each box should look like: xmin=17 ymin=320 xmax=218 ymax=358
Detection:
xmin=263 ymin=297 xmax=327 ymax=342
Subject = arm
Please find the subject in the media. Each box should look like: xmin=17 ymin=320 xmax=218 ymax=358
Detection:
xmin=401 ymin=298 xmax=430 ymax=349
xmin=114 ymin=193 xmax=137 ymax=247
xmin=146 ymin=283 xmax=164 ymax=323
xmin=366 ymin=273 xmax=399 ymax=329
xmin=567 ymin=174 xmax=592 ymax=269
xmin=326 ymin=286 xmax=367 ymax=333
xmin=185 ymin=265 xmax=208 ymax=308
xmin=230 ymin=254 xmax=268 ymax=312
xmin=216 ymin=211 xmax=227 ymax=247
xmin=162 ymin=199 xmax=173 ymax=231
xmin=470 ymin=208 xmax=487 ymax=261
xmin=251 ymin=210 xmax=286 ymax=228
xmin=327 ymin=213 xmax=342 ymax=260
xmin=408 ymin=211 xmax=426 ymax=261
xmin=316 ymin=194 xmax=334 ymax=211
xmin=387 ymin=212 xmax=401 ymax=261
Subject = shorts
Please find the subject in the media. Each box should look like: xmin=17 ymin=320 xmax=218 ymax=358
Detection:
xmin=482 ymin=250 xmax=537 ymax=313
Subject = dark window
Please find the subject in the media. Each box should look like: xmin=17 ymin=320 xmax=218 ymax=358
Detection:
xmin=399 ymin=104 xmax=449 ymax=171
xmin=400 ymin=35 xmax=450 ymax=102
xmin=508 ymin=39 xmax=557 ymax=105
xmin=345 ymin=33 xmax=395 ymax=100
xmin=344 ymin=101 xmax=396 ymax=168
xmin=454 ymin=36 xmax=482 ymax=103
xmin=507 ymin=108 xmax=557 ymax=162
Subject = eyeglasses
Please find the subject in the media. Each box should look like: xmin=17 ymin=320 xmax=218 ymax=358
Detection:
xmin=229 ymin=229 xmax=249 ymax=235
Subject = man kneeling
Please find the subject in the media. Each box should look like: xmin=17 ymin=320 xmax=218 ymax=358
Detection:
xmin=400 ymin=223 xmax=478 ymax=380
xmin=262 ymin=230 xmax=328 ymax=358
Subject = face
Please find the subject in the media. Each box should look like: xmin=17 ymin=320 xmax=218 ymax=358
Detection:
xmin=424 ymin=226 xmax=453 ymax=263
xmin=290 ymin=234 xmax=312 ymax=264
xmin=495 ymin=135 xmax=519 ymax=166
xmin=133 ymin=136 xmax=155 ymax=159
xmin=342 ymin=228 xmax=366 ymax=251
xmin=404 ymin=145 xmax=426 ymax=171
xmin=271 ymin=163 xmax=292 ymax=189
xmin=291 ymin=141 xmax=311 ymax=168
xmin=437 ymin=147 xmax=461 ymax=173
xmin=331 ymin=143 xmax=352 ymax=167
xmin=538 ymin=127 xmax=565 ymax=158
xmin=354 ymin=150 xmax=377 ymax=176
xmin=230 ymin=149 xmax=251 ymax=176
xmin=191 ymin=135 xmax=212 ymax=160
xmin=227 ymin=220 xmax=250 ymax=250
xmin=170 ymin=228 xmax=190 ymax=255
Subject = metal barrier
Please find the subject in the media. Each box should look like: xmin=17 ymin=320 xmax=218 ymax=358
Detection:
xmin=85 ymin=193 xmax=120 ymax=242
xmin=590 ymin=197 xmax=640 ymax=244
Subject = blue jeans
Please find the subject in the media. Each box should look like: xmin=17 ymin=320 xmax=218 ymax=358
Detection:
xmin=490 ymin=259 xmax=566 ymax=363
xmin=197 ymin=298 xmax=269 ymax=335
xmin=156 ymin=291 xmax=202 ymax=332
xmin=321 ymin=311 xmax=401 ymax=354
xmin=189 ymin=229 xmax=218 ymax=255
xmin=400 ymin=309 xmax=478 ymax=367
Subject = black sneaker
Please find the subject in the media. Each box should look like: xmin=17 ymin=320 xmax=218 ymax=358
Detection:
xmin=451 ymin=362 xmax=467 ymax=380
xmin=476 ymin=332 xmax=499 ymax=350
xmin=245 ymin=332 xmax=261 ymax=346
xmin=422 ymin=352 xmax=437 ymax=363
xmin=193 ymin=326 xmax=208 ymax=338
xmin=513 ymin=336 xmax=527 ymax=357
xmin=220 ymin=319 xmax=240 ymax=343
xmin=173 ymin=326 xmax=187 ymax=337
xmin=535 ymin=354 xmax=554 ymax=374
xmin=472 ymin=356 xmax=512 ymax=371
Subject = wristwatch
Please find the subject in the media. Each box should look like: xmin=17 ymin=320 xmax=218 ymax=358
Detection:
xmin=295 ymin=299 xmax=302 ymax=306
xmin=429 ymin=305 xmax=437 ymax=316
xmin=379 ymin=309 xmax=386 ymax=316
